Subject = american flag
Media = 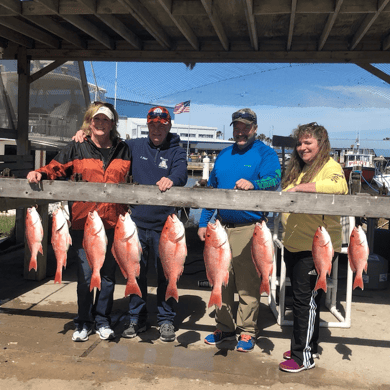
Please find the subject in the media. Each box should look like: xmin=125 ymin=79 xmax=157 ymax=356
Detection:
xmin=173 ymin=101 xmax=190 ymax=114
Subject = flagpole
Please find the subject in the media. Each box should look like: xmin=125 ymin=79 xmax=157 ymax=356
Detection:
xmin=186 ymin=101 xmax=191 ymax=160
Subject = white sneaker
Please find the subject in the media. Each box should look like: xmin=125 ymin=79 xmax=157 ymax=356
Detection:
xmin=96 ymin=326 xmax=115 ymax=340
xmin=72 ymin=325 xmax=92 ymax=342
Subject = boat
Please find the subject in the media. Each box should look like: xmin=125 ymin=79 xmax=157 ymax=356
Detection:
xmin=340 ymin=142 xmax=376 ymax=183
xmin=372 ymin=156 xmax=390 ymax=194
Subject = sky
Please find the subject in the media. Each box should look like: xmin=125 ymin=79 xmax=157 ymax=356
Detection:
xmin=85 ymin=62 xmax=390 ymax=141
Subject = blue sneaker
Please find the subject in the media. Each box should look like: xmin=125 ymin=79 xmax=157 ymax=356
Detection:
xmin=204 ymin=329 xmax=236 ymax=345
xmin=236 ymin=334 xmax=256 ymax=352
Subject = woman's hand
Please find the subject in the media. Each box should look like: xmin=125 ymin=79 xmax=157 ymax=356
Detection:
xmin=27 ymin=171 xmax=42 ymax=184
xmin=72 ymin=130 xmax=87 ymax=143
xmin=286 ymin=182 xmax=316 ymax=193
xmin=198 ymin=227 xmax=207 ymax=241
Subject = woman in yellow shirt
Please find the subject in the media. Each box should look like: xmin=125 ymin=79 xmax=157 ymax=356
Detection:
xmin=279 ymin=122 xmax=348 ymax=373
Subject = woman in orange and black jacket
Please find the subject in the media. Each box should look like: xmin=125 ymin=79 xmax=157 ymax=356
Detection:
xmin=27 ymin=102 xmax=131 ymax=342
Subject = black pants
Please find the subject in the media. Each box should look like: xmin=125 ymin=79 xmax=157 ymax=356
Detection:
xmin=284 ymin=249 xmax=324 ymax=368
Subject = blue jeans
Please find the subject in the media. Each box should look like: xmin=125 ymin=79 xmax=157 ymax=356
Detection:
xmin=128 ymin=227 xmax=175 ymax=326
xmin=72 ymin=229 xmax=117 ymax=330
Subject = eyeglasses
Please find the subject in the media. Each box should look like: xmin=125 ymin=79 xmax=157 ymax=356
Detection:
xmin=147 ymin=111 xmax=170 ymax=120
xmin=232 ymin=112 xmax=257 ymax=124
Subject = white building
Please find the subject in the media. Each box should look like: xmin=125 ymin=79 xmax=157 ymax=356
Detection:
xmin=117 ymin=117 xmax=218 ymax=142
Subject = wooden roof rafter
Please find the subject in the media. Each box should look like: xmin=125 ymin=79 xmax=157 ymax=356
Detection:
xmin=243 ymin=0 xmax=258 ymax=51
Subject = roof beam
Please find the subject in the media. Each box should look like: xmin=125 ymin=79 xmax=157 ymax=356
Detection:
xmin=243 ymin=0 xmax=258 ymax=51
xmin=318 ymin=0 xmax=344 ymax=51
xmin=0 ymin=0 xmax=20 ymax=14
xmin=287 ymin=0 xmax=297 ymax=51
xmin=0 ymin=24 xmax=33 ymax=47
xmin=356 ymin=63 xmax=390 ymax=85
xmin=24 ymin=15 xmax=87 ymax=49
xmin=33 ymin=0 xmax=115 ymax=50
xmin=29 ymin=59 xmax=67 ymax=83
xmin=0 ymin=15 xmax=59 ymax=48
xmin=77 ymin=0 xmax=142 ymax=49
xmin=200 ymin=0 xmax=229 ymax=51
xmin=350 ymin=0 xmax=390 ymax=50
xmin=116 ymin=0 xmax=171 ymax=49
xmin=157 ymin=0 xmax=199 ymax=50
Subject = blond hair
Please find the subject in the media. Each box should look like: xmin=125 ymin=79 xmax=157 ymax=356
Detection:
xmin=281 ymin=122 xmax=331 ymax=189
xmin=81 ymin=102 xmax=120 ymax=141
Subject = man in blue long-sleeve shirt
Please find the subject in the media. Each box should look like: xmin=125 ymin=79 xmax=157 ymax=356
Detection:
xmin=198 ymin=108 xmax=281 ymax=352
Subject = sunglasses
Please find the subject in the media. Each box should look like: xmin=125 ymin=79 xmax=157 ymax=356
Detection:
xmin=147 ymin=111 xmax=170 ymax=120
xmin=232 ymin=112 xmax=257 ymax=123
xmin=93 ymin=101 xmax=115 ymax=110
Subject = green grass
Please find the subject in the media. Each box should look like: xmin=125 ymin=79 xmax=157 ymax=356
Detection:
xmin=0 ymin=214 xmax=16 ymax=237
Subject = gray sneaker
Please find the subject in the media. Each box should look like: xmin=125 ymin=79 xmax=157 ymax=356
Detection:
xmin=72 ymin=325 xmax=92 ymax=342
xmin=122 ymin=322 xmax=146 ymax=338
xmin=96 ymin=326 xmax=115 ymax=340
xmin=159 ymin=323 xmax=175 ymax=342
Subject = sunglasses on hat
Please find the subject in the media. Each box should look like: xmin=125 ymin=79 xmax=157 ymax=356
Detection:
xmin=232 ymin=112 xmax=257 ymax=123
xmin=147 ymin=111 xmax=170 ymax=120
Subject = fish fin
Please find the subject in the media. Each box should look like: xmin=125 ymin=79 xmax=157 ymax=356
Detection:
xmin=38 ymin=244 xmax=43 ymax=255
xmin=208 ymin=288 xmax=222 ymax=309
xmin=125 ymin=281 xmax=142 ymax=298
xmin=165 ymin=280 xmax=179 ymax=303
xmin=314 ymin=276 xmax=327 ymax=293
xmin=353 ymin=275 xmax=364 ymax=290
xmin=364 ymin=262 xmax=368 ymax=274
xmin=259 ymin=277 xmax=270 ymax=296
xmin=327 ymin=262 xmax=332 ymax=277
xmin=90 ymin=273 xmax=101 ymax=291
xmin=54 ymin=269 xmax=62 ymax=284
xmin=68 ymin=235 xmax=72 ymax=246
xmin=29 ymin=258 xmax=38 ymax=272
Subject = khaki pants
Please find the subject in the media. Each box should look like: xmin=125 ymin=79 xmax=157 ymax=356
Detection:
xmin=215 ymin=223 xmax=261 ymax=337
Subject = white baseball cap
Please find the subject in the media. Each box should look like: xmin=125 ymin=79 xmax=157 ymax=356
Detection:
xmin=92 ymin=106 xmax=114 ymax=121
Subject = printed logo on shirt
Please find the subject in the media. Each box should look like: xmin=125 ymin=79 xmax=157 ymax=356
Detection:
xmin=244 ymin=165 xmax=252 ymax=167
xmin=308 ymin=269 xmax=317 ymax=276
xmin=140 ymin=156 xmax=148 ymax=160
xmin=159 ymin=157 xmax=168 ymax=169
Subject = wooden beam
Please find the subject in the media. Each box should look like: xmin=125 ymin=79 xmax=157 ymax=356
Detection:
xmin=243 ymin=0 xmax=258 ymax=51
xmin=116 ymin=0 xmax=171 ymax=49
xmin=0 ymin=198 xmax=50 ymax=212
xmin=0 ymin=24 xmax=33 ymax=47
xmin=62 ymin=14 xmax=115 ymax=50
xmin=0 ymin=0 xmax=21 ymax=15
xmin=287 ymin=0 xmax=297 ymax=51
xmin=29 ymin=59 xmax=66 ymax=83
xmin=0 ymin=128 xmax=16 ymax=138
xmin=16 ymin=48 xmax=390 ymax=63
xmin=350 ymin=0 xmax=390 ymax=50
xmin=200 ymin=0 xmax=229 ymax=51
xmin=157 ymin=0 xmax=199 ymax=50
xmin=1 ymin=178 xmax=390 ymax=218
xmin=24 ymin=15 xmax=87 ymax=49
xmin=356 ymin=63 xmax=390 ymax=85
xmin=318 ymin=0 xmax=344 ymax=51
xmin=78 ymin=61 xmax=91 ymax=108
xmin=0 ymin=16 xmax=59 ymax=48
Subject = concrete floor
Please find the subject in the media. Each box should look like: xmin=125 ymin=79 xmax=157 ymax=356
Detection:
xmin=0 ymin=228 xmax=389 ymax=390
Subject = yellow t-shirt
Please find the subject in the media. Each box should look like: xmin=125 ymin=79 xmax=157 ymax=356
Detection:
xmin=281 ymin=157 xmax=348 ymax=252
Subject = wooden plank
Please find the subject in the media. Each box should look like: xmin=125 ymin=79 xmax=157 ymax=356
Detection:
xmin=0 ymin=178 xmax=389 ymax=218
xmin=23 ymin=203 xmax=48 ymax=281
xmin=357 ymin=63 xmax=390 ymax=85
xmin=0 ymin=128 xmax=17 ymax=138
xmin=0 ymin=155 xmax=33 ymax=162
xmin=0 ymin=162 xmax=34 ymax=170
xmin=17 ymin=49 xmax=390 ymax=63
xmin=0 ymin=198 xmax=49 ymax=212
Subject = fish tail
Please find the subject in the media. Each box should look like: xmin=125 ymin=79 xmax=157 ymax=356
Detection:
xmin=90 ymin=273 xmax=101 ymax=291
xmin=29 ymin=257 xmax=38 ymax=272
xmin=314 ymin=276 xmax=327 ymax=293
xmin=259 ymin=278 xmax=270 ymax=296
xmin=54 ymin=269 xmax=62 ymax=284
xmin=165 ymin=280 xmax=179 ymax=302
xmin=208 ymin=288 xmax=222 ymax=309
xmin=125 ymin=281 xmax=142 ymax=298
xmin=353 ymin=274 xmax=364 ymax=290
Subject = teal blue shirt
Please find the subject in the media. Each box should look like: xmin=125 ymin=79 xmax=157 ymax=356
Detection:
xmin=199 ymin=140 xmax=281 ymax=227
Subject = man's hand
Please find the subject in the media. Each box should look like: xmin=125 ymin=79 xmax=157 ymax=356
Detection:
xmin=72 ymin=129 xmax=87 ymax=143
xmin=234 ymin=178 xmax=254 ymax=190
xmin=198 ymin=227 xmax=207 ymax=241
xmin=156 ymin=177 xmax=173 ymax=192
xmin=27 ymin=171 xmax=42 ymax=184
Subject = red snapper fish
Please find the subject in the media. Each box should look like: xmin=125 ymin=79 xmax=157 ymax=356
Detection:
xmin=25 ymin=206 xmax=44 ymax=272
xmin=82 ymin=211 xmax=107 ymax=291
xmin=348 ymin=225 xmax=369 ymax=290
xmin=312 ymin=226 xmax=334 ymax=292
xmin=51 ymin=206 xmax=72 ymax=284
xmin=159 ymin=214 xmax=187 ymax=302
xmin=203 ymin=220 xmax=232 ymax=309
xmin=112 ymin=212 xmax=142 ymax=297
xmin=251 ymin=220 xmax=274 ymax=296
